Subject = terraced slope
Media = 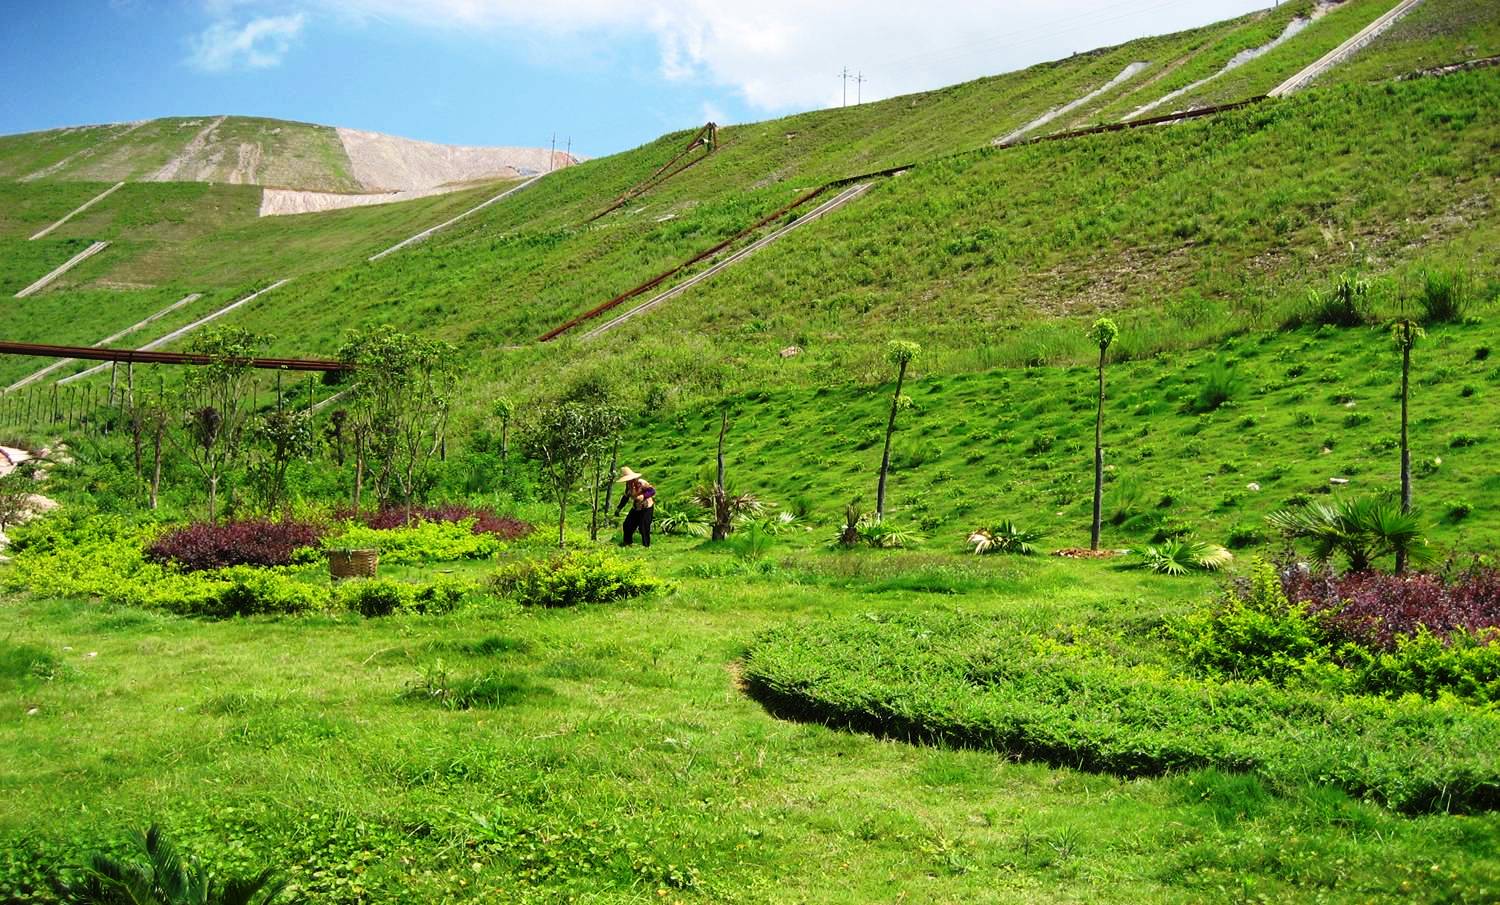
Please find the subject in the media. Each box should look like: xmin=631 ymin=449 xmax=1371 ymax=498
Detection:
xmin=0 ymin=0 xmax=1494 ymax=406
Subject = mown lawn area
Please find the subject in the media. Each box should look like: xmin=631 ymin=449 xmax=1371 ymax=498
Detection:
xmin=3 ymin=529 xmax=1497 ymax=903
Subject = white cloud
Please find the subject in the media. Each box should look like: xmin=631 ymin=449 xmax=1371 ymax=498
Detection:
xmin=188 ymin=13 xmax=306 ymax=72
xmin=231 ymin=1 xmax=1270 ymax=110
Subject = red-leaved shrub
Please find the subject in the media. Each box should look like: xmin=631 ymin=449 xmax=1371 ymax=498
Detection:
xmin=146 ymin=519 xmax=325 ymax=572
xmin=345 ymin=505 xmax=531 ymax=540
xmin=1281 ymin=563 xmax=1500 ymax=650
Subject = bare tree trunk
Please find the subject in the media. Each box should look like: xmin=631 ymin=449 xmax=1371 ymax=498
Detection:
xmin=1091 ymin=346 xmax=1106 ymax=551
xmin=602 ymin=438 xmax=620 ymax=517
xmin=713 ymin=411 xmax=730 ymax=541
xmin=1397 ymin=340 xmax=1412 ymax=574
xmin=589 ymin=458 xmax=603 ymax=541
xmin=150 ymin=421 xmax=164 ymax=509
xmin=875 ymin=360 xmax=908 ymax=521
xmin=208 ymin=473 xmax=219 ymax=524
xmin=352 ymin=431 xmax=365 ymax=514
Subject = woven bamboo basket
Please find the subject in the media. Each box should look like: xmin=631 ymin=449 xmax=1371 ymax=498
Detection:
xmin=328 ymin=548 xmax=379 ymax=579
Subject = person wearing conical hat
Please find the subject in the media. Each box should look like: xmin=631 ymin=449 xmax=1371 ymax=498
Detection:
xmin=613 ymin=466 xmax=656 ymax=548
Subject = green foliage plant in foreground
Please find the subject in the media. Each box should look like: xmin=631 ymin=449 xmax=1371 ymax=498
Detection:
xmin=323 ymin=518 xmax=504 ymax=564
xmin=0 ymin=513 xmax=484 ymax=618
xmin=51 ymin=824 xmax=286 ymax=905
xmin=742 ymin=610 xmax=1500 ymax=813
xmin=489 ymin=550 xmax=663 ymax=607
xmin=1176 ymin=559 xmax=1500 ymax=704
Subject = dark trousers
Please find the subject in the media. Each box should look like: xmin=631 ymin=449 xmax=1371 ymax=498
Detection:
xmin=622 ymin=507 xmax=653 ymax=548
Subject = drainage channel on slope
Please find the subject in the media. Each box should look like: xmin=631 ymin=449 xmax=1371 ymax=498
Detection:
xmin=996 ymin=62 xmax=1150 ymax=146
xmin=7 ymin=292 xmax=204 ymax=392
xmin=14 ymin=242 xmax=110 ymax=298
xmin=367 ymin=176 xmax=542 ymax=262
xmin=1270 ymin=0 xmax=1426 ymax=97
xmin=579 ymin=183 xmax=874 ymax=341
xmin=29 ymin=182 xmax=126 ymax=241
xmin=58 ymin=279 xmax=290 ymax=385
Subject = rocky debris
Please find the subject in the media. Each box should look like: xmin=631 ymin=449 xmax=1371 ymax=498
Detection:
xmin=780 ymin=346 xmax=802 ymax=359
xmin=1053 ymin=548 xmax=1124 ymax=559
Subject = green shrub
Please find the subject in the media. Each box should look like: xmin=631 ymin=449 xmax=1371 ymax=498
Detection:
xmin=1189 ymin=363 xmax=1239 ymax=413
xmin=0 ymin=641 xmax=62 ymax=684
xmin=491 ymin=551 xmax=663 ymax=608
xmin=336 ymin=578 xmax=471 ymax=617
xmin=743 ymin=611 xmax=1500 ymax=813
xmin=325 ymin=519 xmax=503 ymax=563
xmin=967 ymin=521 xmax=1043 ymax=555
xmin=1416 ymin=269 xmax=1472 ymax=325
xmin=1131 ymin=538 xmax=1232 ymax=575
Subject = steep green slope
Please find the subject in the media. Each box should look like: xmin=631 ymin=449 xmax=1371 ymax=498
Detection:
xmin=614 ymin=307 xmax=1500 ymax=553
xmin=184 ymin=70 xmax=1496 ymax=408
xmin=1321 ymin=0 xmax=1500 ymax=84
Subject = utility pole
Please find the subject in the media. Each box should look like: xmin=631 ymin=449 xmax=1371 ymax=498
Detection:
xmin=839 ymin=66 xmax=851 ymax=107
xmin=565 ymin=136 xmax=572 ymax=167
xmin=549 ymin=132 xmax=556 ymax=172
xmin=856 ymin=71 xmax=867 ymax=105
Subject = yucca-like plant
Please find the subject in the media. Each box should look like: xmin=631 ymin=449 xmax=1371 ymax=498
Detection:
xmin=968 ymin=520 xmax=1043 ymax=556
xmin=857 ymin=519 xmax=922 ymax=549
xmin=1266 ymin=496 xmax=1429 ymax=574
xmin=54 ymin=825 xmax=286 ymax=905
xmin=1132 ymin=538 xmax=1233 ymax=575
xmin=653 ymin=501 xmax=712 ymax=538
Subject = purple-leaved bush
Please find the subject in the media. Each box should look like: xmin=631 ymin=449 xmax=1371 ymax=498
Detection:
xmin=1281 ymin=563 xmax=1500 ymax=650
xmin=146 ymin=520 xmax=325 ymax=572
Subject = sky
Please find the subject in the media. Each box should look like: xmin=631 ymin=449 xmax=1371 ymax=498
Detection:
xmin=0 ymin=0 xmax=1273 ymax=158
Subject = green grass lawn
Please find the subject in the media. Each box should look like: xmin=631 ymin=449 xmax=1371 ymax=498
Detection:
xmin=2 ymin=532 xmax=1497 ymax=903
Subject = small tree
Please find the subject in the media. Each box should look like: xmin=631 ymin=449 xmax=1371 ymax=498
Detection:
xmin=171 ymin=328 xmax=268 ymax=523
xmin=876 ymin=340 xmax=920 ymax=521
xmin=1087 ymin=318 xmax=1119 ymax=551
xmin=1391 ymin=315 xmax=1424 ymax=573
xmin=339 ymin=326 xmax=456 ymax=513
xmin=493 ymin=396 xmax=515 ymax=463
xmin=0 ymin=470 xmax=34 ymax=534
xmin=521 ymin=398 xmax=616 ymax=549
xmin=248 ymin=406 xmax=317 ymax=515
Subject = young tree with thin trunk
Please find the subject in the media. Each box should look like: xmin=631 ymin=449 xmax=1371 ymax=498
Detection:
xmin=170 ymin=328 xmax=267 ymax=523
xmin=521 ymin=399 xmax=615 ymax=549
xmin=876 ymin=340 xmax=920 ymax=522
xmin=339 ymin=326 xmax=456 ymax=514
xmin=1391 ymin=315 xmax=1424 ymax=574
xmin=1086 ymin=318 xmax=1119 ymax=551
xmin=493 ymin=396 xmax=515 ymax=464
xmin=712 ymin=410 xmax=732 ymax=541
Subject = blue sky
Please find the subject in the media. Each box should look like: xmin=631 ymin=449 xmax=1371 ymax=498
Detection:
xmin=1 ymin=0 xmax=1271 ymax=158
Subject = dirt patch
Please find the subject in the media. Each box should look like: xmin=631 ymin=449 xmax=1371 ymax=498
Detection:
xmin=148 ymin=116 xmax=227 ymax=182
xmin=337 ymin=127 xmax=575 ymax=192
xmin=1053 ymin=548 xmax=1124 ymax=559
xmin=259 ymin=183 xmax=488 ymax=216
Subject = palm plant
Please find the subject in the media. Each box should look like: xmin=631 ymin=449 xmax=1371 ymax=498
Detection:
xmin=1132 ymin=538 xmax=1233 ymax=575
xmin=1086 ymin=318 xmax=1118 ymax=551
xmin=876 ymin=340 xmax=920 ymax=520
xmin=1266 ymin=496 xmax=1429 ymax=574
xmin=54 ymin=825 xmax=286 ymax=905
xmin=1390 ymin=315 xmax=1424 ymax=573
xmin=968 ymin=520 xmax=1044 ymax=555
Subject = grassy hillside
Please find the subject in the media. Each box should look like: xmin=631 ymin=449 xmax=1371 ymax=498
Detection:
xmin=0 ymin=116 xmax=361 ymax=191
